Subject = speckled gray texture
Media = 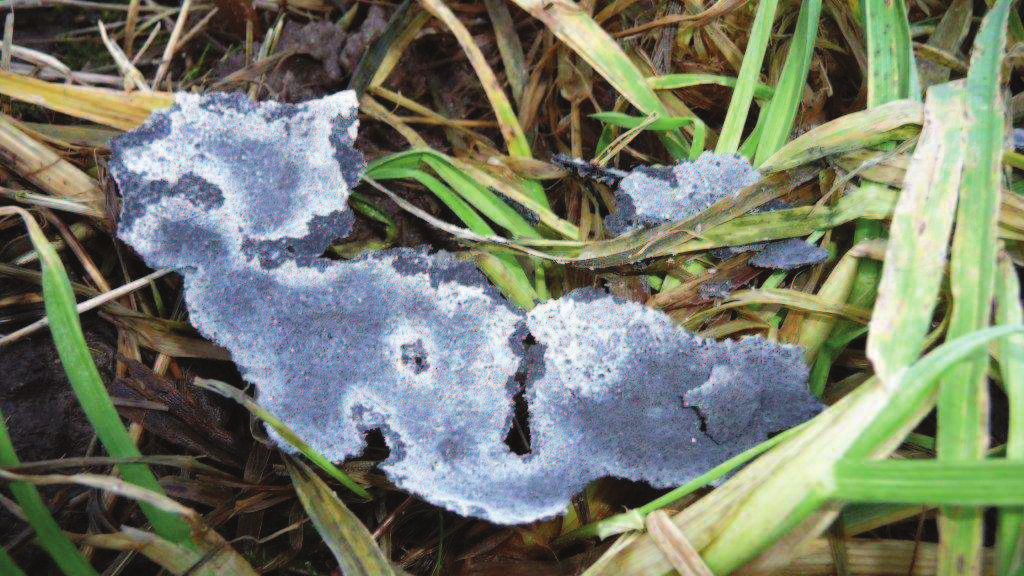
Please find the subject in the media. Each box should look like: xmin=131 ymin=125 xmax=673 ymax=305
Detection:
xmin=604 ymin=152 xmax=762 ymax=235
xmin=111 ymin=93 xmax=823 ymax=524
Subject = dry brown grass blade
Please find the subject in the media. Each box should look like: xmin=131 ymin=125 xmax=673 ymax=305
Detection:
xmin=81 ymin=526 xmax=259 ymax=575
xmin=0 ymin=70 xmax=173 ymax=130
xmin=0 ymin=113 xmax=104 ymax=212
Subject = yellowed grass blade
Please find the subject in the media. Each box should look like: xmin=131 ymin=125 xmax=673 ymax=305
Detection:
xmin=82 ymin=527 xmax=259 ymax=576
xmin=0 ymin=70 xmax=172 ymax=130
xmin=867 ymin=81 xmax=964 ymax=387
xmin=0 ymin=113 xmax=104 ymax=212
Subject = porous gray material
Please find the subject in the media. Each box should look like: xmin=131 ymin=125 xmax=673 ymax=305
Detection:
xmin=749 ymin=238 xmax=829 ymax=270
xmin=605 ymin=152 xmax=762 ymax=235
xmin=523 ymin=289 xmax=822 ymax=489
xmin=111 ymin=93 xmax=824 ymax=525
xmin=110 ymin=91 xmax=364 ymax=270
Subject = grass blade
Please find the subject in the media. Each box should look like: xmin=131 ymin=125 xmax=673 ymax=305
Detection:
xmin=832 ymin=461 xmax=1024 ymax=505
xmin=716 ymin=0 xmax=778 ymax=154
xmin=996 ymin=252 xmax=1024 ymax=574
xmin=0 ymin=206 xmax=195 ymax=548
xmin=759 ymin=100 xmax=923 ymax=173
xmin=937 ymin=1 xmax=1013 ymax=572
xmin=284 ymin=456 xmax=398 ymax=576
xmin=867 ymin=81 xmax=964 ymax=385
xmin=0 ymin=406 xmax=99 ymax=576
xmin=752 ymin=0 xmax=823 ymax=164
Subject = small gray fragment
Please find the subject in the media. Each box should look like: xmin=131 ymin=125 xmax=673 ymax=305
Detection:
xmin=749 ymin=238 xmax=829 ymax=270
xmin=698 ymin=279 xmax=733 ymax=302
xmin=1012 ymin=128 xmax=1024 ymax=150
xmin=604 ymin=152 xmax=762 ymax=235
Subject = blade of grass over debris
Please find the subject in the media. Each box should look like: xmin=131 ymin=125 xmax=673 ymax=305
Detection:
xmin=867 ymin=81 xmax=964 ymax=386
xmin=483 ymin=0 xmax=527 ymax=105
xmin=0 ymin=206 xmax=195 ymax=549
xmin=192 ymin=377 xmax=371 ymax=500
xmin=937 ymin=2 xmax=1014 ymax=572
xmin=509 ymin=0 xmax=689 ymax=153
xmin=284 ymin=457 xmax=398 ymax=576
xmin=759 ymin=100 xmax=923 ymax=173
xmin=0 ymin=406 xmax=99 ymax=576
xmin=996 ymin=253 xmax=1024 ymax=574
xmin=752 ymin=0 xmax=823 ymax=165
xmin=715 ymin=0 xmax=777 ymax=154
xmin=591 ymin=111 xmax=707 ymax=156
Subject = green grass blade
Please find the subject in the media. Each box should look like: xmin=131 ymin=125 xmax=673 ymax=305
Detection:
xmin=646 ymin=73 xmax=774 ymax=100
xmin=716 ymin=0 xmax=779 ymax=154
xmin=591 ymin=111 xmax=707 ymax=155
xmin=996 ymin=253 xmax=1024 ymax=574
xmin=937 ymin=1 xmax=1014 ymax=572
xmin=192 ymin=377 xmax=372 ymax=500
xmin=0 ymin=547 xmax=26 ymax=576
xmin=832 ymin=461 xmax=1024 ymax=505
xmin=867 ymin=81 xmax=964 ymax=385
xmin=753 ymin=0 xmax=823 ymax=165
xmin=0 ymin=405 xmax=99 ymax=576
xmin=865 ymin=0 xmax=913 ymax=108
xmin=2 ymin=206 xmax=194 ymax=547
xmin=421 ymin=156 xmax=539 ymax=238
xmin=284 ymin=456 xmax=397 ymax=576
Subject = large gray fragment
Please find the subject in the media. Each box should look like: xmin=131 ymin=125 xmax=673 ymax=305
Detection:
xmin=604 ymin=152 xmax=761 ymax=235
xmin=111 ymin=94 xmax=824 ymax=525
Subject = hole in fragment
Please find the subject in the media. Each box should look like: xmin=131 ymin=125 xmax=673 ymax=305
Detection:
xmin=503 ymin=381 xmax=532 ymax=455
xmin=399 ymin=340 xmax=430 ymax=374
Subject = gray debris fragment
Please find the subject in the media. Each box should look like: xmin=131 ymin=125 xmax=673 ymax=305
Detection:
xmin=110 ymin=91 xmax=365 ymax=271
xmin=749 ymin=238 xmax=829 ymax=270
xmin=604 ymin=152 xmax=762 ymax=235
xmin=111 ymin=93 xmax=824 ymax=525
xmin=698 ymin=279 xmax=734 ymax=301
